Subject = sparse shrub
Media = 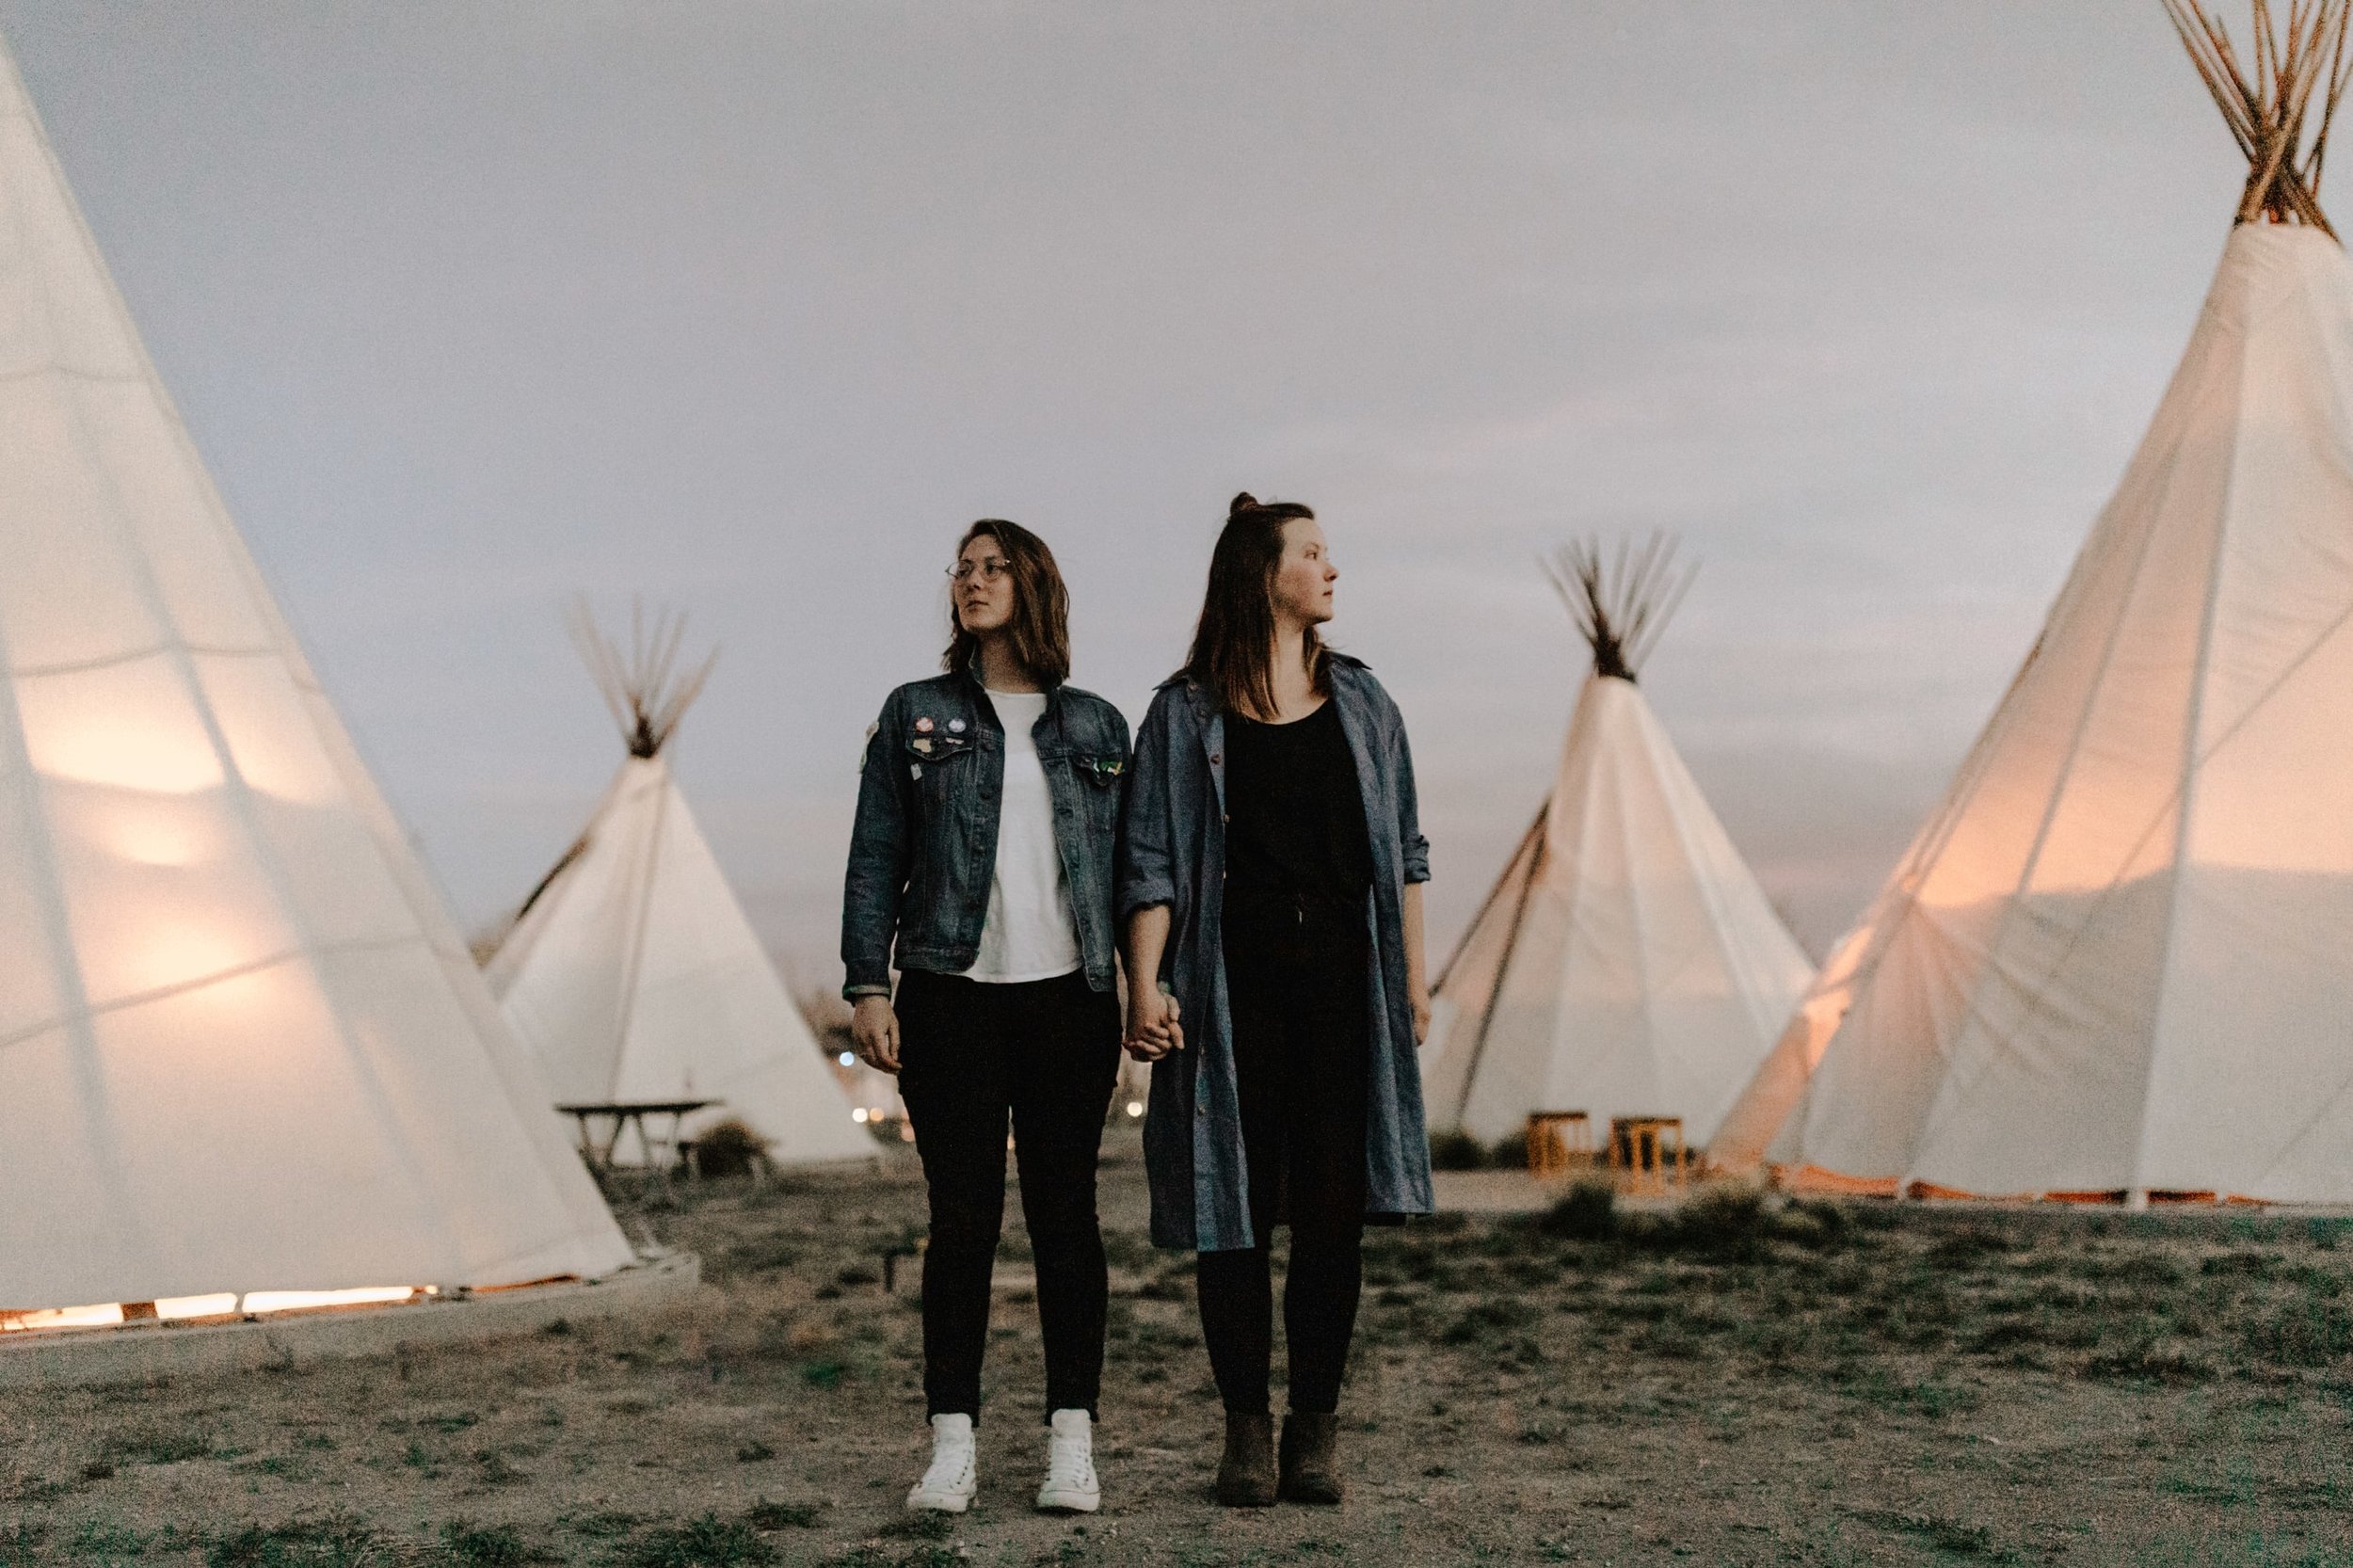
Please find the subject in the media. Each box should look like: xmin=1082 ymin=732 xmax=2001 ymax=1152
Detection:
xmin=693 ymin=1119 xmax=770 ymax=1180
xmin=1487 ymin=1131 xmax=1530 ymax=1171
xmin=1661 ymin=1185 xmax=1771 ymax=1258
xmin=2245 ymin=1299 xmax=2353 ymax=1364
xmin=1441 ymin=1297 xmax=1537 ymax=1346
xmin=1538 ymin=1178 xmax=1619 ymax=1240
xmin=439 ymin=1521 xmax=530 ymax=1568
xmin=1428 ymin=1129 xmax=1485 ymax=1171
xmin=881 ymin=1511 xmax=953 ymax=1542
xmin=741 ymin=1499 xmax=819 ymax=1528
xmin=204 ymin=1515 xmax=379 ymax=1568
xmin=2085 ymin=1341 xmax=2214 ymax=1383
xmin=620 ymin=1515 xmax=778 ymax=1568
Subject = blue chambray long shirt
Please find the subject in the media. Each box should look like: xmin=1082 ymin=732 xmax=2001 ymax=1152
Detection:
xmin=1117 ymin=653 xmax=1435 ymax=1252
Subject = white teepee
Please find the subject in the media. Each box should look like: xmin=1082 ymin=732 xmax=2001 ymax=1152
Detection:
xmin=483 ymin=609 xmax=872 ymax=1166
xmin=1715 ymin=2 xmax=2353 ymax=1204
xmin=0 ymin=31 xmax=634 ymax=1321
xmin=1421 ymin=541 xmax=1814 ymax=1149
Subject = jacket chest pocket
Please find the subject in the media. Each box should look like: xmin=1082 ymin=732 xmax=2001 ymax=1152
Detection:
xmin=1064 ymin=754 xmax=1124 ymax=831
xmin=904 ymin=735 xmax=976 ymax=803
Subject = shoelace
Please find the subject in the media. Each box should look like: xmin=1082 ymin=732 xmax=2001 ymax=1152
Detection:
xmin=922 ymin=1446 xmax=974 ymax=1490
xmin=1046 ymin=1438 xmax=1096 ymax=1486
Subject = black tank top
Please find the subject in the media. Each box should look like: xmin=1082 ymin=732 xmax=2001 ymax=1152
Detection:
xmin=1223 ymin=698 xmax=1373 ymax=937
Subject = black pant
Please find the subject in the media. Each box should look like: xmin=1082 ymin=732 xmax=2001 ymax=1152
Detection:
xmin=895 ymin=967 xmax=1121 ymax=1423
xmin=1196 ymin=913 xmax=1371 ymax=1416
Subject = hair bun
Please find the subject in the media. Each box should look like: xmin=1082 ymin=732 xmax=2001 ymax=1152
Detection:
xmin=1228 ymin=491 xmax=1259 ymax=518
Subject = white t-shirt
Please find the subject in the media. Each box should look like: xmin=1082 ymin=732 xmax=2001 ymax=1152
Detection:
xmin=963 ymin=689 xmax=1082 ymax=984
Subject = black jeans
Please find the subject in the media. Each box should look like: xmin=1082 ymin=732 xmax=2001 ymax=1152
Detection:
xmin=895 ymin=967 xmax=1121 ymax=1423
xmin=1196 ymin=912 xmax=1372 ymax=1416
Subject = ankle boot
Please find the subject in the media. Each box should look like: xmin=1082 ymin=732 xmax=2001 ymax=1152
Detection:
xmin=1278 ymin=1411 xmax=1343 ymax=1505
xmin=1213 ymin=1410 xmax=1276 ymax=1507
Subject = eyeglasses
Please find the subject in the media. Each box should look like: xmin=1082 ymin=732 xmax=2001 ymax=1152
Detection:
xmin=948 ymin=558 xmax=1013 ymax=584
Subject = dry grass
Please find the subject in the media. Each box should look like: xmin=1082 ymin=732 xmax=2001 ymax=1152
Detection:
xmin=3 ymin=1144 xmax=2352 ymax=1565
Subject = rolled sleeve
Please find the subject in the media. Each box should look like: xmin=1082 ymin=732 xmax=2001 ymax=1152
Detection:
xmin=1116 ymin=694 xmax=1179 ymax=922
xmin=840 ymin=691 xmax=912 ymax=998
xmin=1393 ymin=710 xmax=1431 ymax=885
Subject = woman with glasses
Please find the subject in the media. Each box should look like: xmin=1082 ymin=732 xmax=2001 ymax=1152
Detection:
xmin=1119 ymin=493 xmax=1433 ymax=1508
xmin=842 ymin=520 xmax=1131 ymax=1515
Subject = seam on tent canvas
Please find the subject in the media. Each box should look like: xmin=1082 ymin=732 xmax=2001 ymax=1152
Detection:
xmin=1579 ymin=694 xmax=1649 ymax=1114
xmin=8 ymin=643 xmax=281 ymax=680
xmin=0 ymin=362 xmax=138 ymax=385
xmin=2128 ymin=271 xmax=2260 ymax=1202
xmin=608 ymin=761 xmax=674 ymax=1100
xmin=0 ymin=936 xmax=431 ymax=1059
xmin=1624 ymin=690 xmax=1727 ymax=1104
xmin=1905 ymin=316 xmax=2241 ymax=1190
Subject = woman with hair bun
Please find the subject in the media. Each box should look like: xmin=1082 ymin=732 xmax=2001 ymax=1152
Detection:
xmin=1118 ymin=493 xmax=1434 ymax=1508
xmin=841 ymin=520 xmax=1131 ymax=1516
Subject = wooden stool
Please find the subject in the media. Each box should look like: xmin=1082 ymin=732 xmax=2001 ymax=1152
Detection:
xmin=1525 ymin=1111 xmax=1593 ymax=1178
xmin=1609 ymin=1115 xmax=1689 ymax=1190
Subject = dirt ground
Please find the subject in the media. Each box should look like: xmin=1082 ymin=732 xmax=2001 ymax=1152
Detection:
xmin=5 ymin=1134 xmax=2353 ymax=1567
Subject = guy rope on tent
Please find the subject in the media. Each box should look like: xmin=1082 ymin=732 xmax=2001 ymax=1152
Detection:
xmin=2163 ymin=0 xmax=2353 ymax=234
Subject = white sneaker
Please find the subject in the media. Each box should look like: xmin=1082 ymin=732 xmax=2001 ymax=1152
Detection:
xmin=1034 ymin=1407 xmax=1101 ymax=1513
xmin=907 ymin=1413 xmax=978 ymax=1512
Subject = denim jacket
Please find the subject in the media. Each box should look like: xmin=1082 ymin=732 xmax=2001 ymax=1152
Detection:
xmin=1117 ymin=652 xmax=1434 ymax=1251
xmin=841 ymin=671 xmax=1130 ymax=999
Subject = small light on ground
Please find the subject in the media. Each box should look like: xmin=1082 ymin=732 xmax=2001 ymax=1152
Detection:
xmin=852 ymin=1108 xmax=869 ymax=1123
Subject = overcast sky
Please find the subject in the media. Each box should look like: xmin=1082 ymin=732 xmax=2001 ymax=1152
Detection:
xmin=0 ymin=2 xmax=2253 ymax=988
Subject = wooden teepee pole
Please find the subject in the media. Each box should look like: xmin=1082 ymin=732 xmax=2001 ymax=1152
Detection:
xmin=2164 ymin=0 xmax=2351 ymax=239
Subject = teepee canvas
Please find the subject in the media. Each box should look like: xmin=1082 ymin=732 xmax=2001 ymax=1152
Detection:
xmin=0 ymin=32 xmax=633 ymax=1324
xmin=1716 ymin=1 xmax=2353 ymax=1204
xmin=1421 ymin=541 xmax=1814 ymax=1149
xmin=483 ymin=610 xmax=871 ymax=1166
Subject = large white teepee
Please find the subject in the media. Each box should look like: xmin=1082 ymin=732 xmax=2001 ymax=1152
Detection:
xmin=1421 ymin=541 xmax=1814 ymax=1148
xmin=0 ymin=32 xmax=633 ymax=1320
xmin=483 ymin=610 xmax=872 ymax=1166
xmin=1715 ymin=2 xmax=2353 ymax=1204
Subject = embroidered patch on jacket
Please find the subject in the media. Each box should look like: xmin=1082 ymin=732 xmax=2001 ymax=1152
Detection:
xmin=948 ymin=718 xmax=967 ymax=733
xmin=915 ymin=715 xmax=935 ymax=733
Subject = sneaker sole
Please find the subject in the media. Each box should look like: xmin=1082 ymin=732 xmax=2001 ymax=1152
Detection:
xmin=906 ymin=1491 xmax=974 ymax=1513
xmin=1034 ymin=1490 xmax=1100 ymax=1513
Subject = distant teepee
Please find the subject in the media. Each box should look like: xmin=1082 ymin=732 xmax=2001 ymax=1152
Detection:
xmin=483 ymin=606 xmax=872 ymax=1166
xmin=1715 ymin=1 xmax=2353 ymax=1204
xmin=1421 ymin=539 xmax=1813 ymax=1149
xmin=0 ymin=28 xmax=633 ymax=1325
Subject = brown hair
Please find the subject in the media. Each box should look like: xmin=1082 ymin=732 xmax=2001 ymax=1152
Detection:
xmin=1181 ymin=492 xmax=1323 ymax=720
xmin=942 ymin=519 xmax=1072 ymax=687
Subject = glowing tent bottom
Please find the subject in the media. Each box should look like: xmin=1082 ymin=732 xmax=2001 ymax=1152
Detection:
xmin=1714 ymin=867 xmax=2353 ymax=1205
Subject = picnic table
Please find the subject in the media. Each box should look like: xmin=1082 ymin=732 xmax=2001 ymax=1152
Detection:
xmin=555 ymin=1099 xmax=713 ymax=1186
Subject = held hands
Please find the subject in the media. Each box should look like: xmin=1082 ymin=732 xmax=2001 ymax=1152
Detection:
xmin=851 ymin=995 xmax=901 ymax=1073
xmin=1124 ymin=985 xmax=1184 ymax=1062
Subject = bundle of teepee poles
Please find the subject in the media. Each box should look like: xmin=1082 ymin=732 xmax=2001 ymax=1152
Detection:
xmin=1541 ymin=535 xmax=1697 ymax=683
xmin=568 ymin=599 xmax=718 ymax=760
xmin=2164 ymin=0 xmax=2353 ymax=234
